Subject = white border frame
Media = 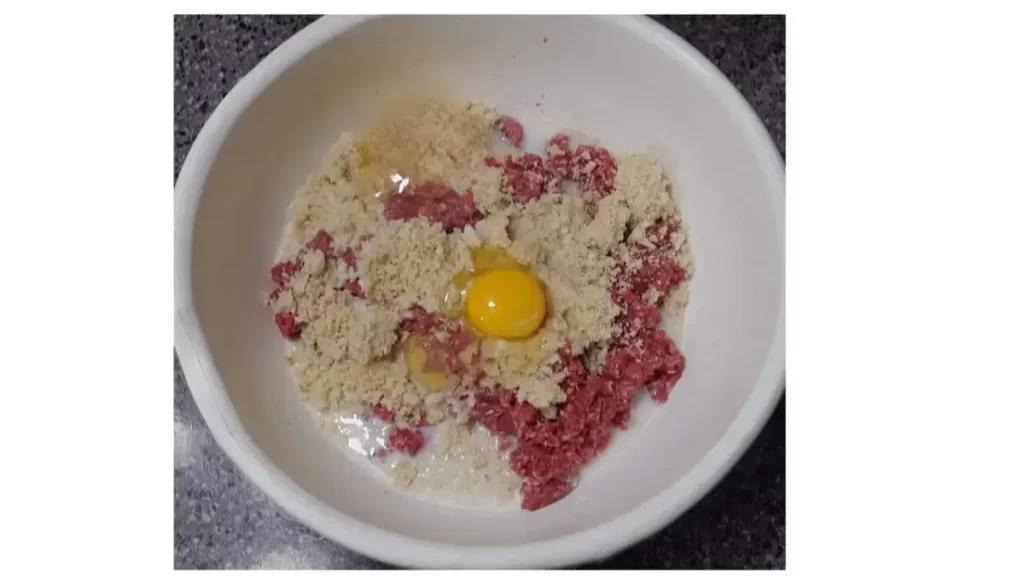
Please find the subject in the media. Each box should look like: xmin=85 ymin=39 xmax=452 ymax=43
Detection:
xmin=173 ymin=15 xmax=786 ymax=569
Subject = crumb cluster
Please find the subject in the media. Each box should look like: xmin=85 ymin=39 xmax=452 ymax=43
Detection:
xmin=266 ymin=99 xmax=694 ymax=510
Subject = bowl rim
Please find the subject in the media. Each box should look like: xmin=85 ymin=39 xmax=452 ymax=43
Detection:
xmin=174 ymin=14 xmax=785 ymax=569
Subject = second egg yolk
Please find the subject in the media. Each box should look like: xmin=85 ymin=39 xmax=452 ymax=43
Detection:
xmin=465 ymin=269 xmax=546 ymax=339
xmin=403 ymin=336 xmax=450 ymax=391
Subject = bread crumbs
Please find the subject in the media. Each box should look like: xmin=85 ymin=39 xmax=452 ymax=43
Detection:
xmin=351 ymin=99 xmax=497 ymax=196
xmin=359 ymin=218 xmax=472 ymax=313
xmin=392 ymin=460 xmax=419 ymax=489
xmin=267 ymin=99 xmax=694 ymax=511
xmin=391 ymin=421 xmax=521 ymax=503
xmin=506 ymin=195 xmax=621 ymax=354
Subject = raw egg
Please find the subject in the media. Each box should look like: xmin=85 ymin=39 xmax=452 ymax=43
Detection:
xmin=442 ymin=247 xmax=547 ymax=340
xmin=466 ymin=269 xmax=546 ymax=339
xmin=403 ymin=335 xmax=450 ymax=391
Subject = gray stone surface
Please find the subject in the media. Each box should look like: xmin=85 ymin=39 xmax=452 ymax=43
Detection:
xmin=174 ymin=15 xmax=785 ymax=569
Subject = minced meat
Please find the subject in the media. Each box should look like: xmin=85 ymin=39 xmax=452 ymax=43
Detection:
xmin=270 ymin=229 xmax=374 ymax=337
xmin=268 ymin=103 xmax=693 ymax=512
xmin=387 ymin=427 xmax=426 ymax=456
xmin=270 ymin=258 xmax=302 ymax=285
xmin=307 ymin=229 xmax=335 ymax=256
xmin=615 ymin=242 xmax=687 ymax=308
xmin=473 ymin=321 xmax=686 ymax=510
xmin=274 ymin=312 xmax=303 ymax=340
xmin=572 ymin=145 xmax=617 ymax=201
xmin=486 ymin=125 xmax=619 ymax=206
xmin=496 ymin=115 xmax=524 ymax=148
xmin=271 ymin=229 xmax=367 ymax=299
xmin=521 ymin=477 xmax=575 ymax=511
xmin=545 ymin=133 xmax=618 ymax=202
xmin=489 ymin=153 xmax=561 ymax=203
xmin=384 ymin=181 xmax=483 ymax=231
xmin=371 ymin=404 xmax=396 ymax=422
xmin=471 ymin=389 xmax=539 ymax=437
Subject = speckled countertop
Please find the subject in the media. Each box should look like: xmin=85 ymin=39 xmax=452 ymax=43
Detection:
xmin=174 ymin=15 xmax=785 ymax=569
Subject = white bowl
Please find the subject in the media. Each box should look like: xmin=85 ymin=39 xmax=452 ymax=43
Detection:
xmin=174 ymin=15 xmax=785 ymax=569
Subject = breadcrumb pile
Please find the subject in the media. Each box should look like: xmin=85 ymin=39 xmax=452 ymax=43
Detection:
xmin=391 ymin=421 xmax=522 ymax=502
xmin=266 ymin=99 xmax=694 ymax=507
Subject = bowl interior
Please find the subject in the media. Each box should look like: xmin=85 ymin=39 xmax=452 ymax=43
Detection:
xmin=182 ymin=15 xmax=783 ymax=549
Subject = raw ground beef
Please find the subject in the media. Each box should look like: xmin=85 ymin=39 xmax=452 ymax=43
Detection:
xmin=490 ymin=153 xmax=561 ymax=204
xmin=616 ymin=244 xmax=687 ymax=308
xmin=614 ymin=291 xmax=662 ymax=341
xmin=469 ymin=219 xmax=688 ymax=511
xmin=307 ymin=229 xmax=334 ymax=256
xmin=338 ymin=233 xmax=373 ymax=298
xmin=472 ymin=347 xmax=614 ymax=510
xmin=270 ymin=258 xmax=302 ymax=286
xmin=484 ymin=119 xmax=617 ymax=206
xmin=634 ymin=330 xmax=686 ymax=404
xmin=496 ymin=115 xmax=524 ymax=148
xmin=268 ymin=229 xmax=368 ymax=339
xmin=340 ymin=279 xmax=364 ymax=298
xmin=644 ymin=218 xmax=681 ymax=250
xmin=570 ymin=144 xmax=617 ymax=201
xmin=609 ymin=222 xmax=688 ymax=404
xmin=544 ymin=133 xmax=618 ymax=202
xmin=471 ymin=389 xmax=539 ymax=437
xmin=338 ymin=247 xmax=365 ymax=298
xmin=399 ymin=305 xmax=445 ymax=335
xmin=273 ymin=312 xmax=303 ymax=340
xmin=269 ymin=254 xmax=305 ymax=338
xmin=384 ymin=181 xmax=483 ymax=231
xmin=521 ymin=477 xmax=575 ymax=512
xmin=267 ymin=231 xmax=332 ymax=338
xmin=474 ymin=329 xmax=685 ymax=510
xmin=387 ymin=427 xmax=426 ymax=456
xmin=371 ymin=404 xmax=396 ymax=422
xmin=545 ymin=133 xmax=574 ymax=177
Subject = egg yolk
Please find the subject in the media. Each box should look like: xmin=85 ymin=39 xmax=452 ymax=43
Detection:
xmin=443 ymin=247 xmax=533 ymax=318
xmin=466 ymin=268 xmax=547 ymax=339
xmin=404 ymin=336 xmax=450 ymax=391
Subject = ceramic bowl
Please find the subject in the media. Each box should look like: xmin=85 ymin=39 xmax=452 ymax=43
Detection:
xmin=174 ymin=15 xmax=785 ymax=568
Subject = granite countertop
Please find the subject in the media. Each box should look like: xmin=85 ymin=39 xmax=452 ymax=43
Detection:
xmin=174 ymin=15 xmax=785 ymax=569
